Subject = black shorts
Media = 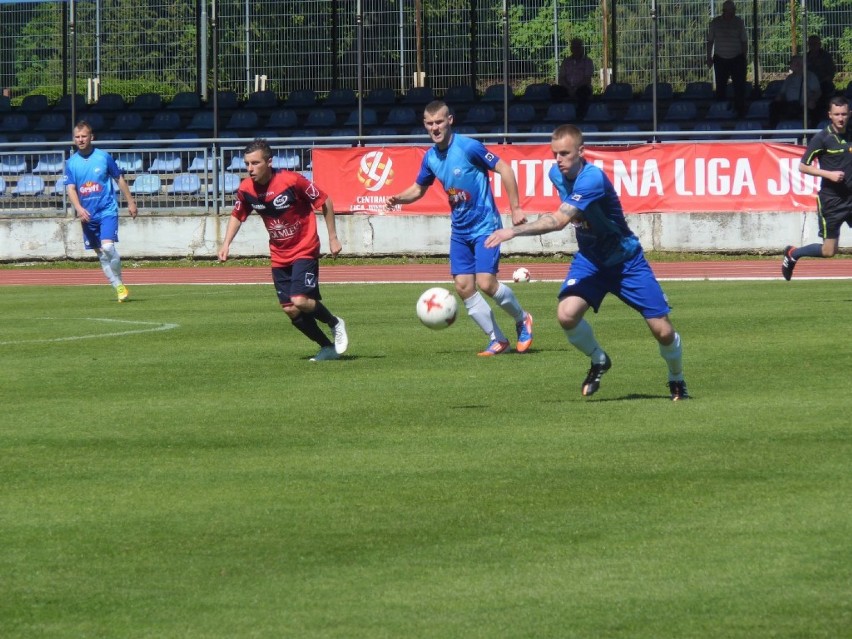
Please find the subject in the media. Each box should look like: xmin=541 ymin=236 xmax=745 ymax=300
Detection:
xmin=817 ymin=194 xmax=852 ymax=240
xmin=271 ymin=258 xmax=322 ymax=306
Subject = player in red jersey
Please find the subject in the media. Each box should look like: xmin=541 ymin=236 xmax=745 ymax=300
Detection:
xmin=218 ymin=139 xmax=348 ymax=361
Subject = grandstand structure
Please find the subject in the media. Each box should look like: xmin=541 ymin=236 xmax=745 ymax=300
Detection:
xmin=0 ymin=0 xmax=850 ymax=215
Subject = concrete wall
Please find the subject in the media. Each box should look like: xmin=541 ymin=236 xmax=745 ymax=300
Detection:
xmin=0 ymin=210 xmax=832 ymax=262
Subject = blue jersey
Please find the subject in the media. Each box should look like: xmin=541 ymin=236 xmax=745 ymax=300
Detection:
xmin=416 ymin=133 xmax=503 ymax=239
xmin=549 ymin=161 xmax=641 ymax=267
xmin=64 ymin=148 xmax=123 ymax=221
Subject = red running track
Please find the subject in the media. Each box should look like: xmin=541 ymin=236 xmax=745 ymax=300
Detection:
xmin=1 ymin=260 xmax=851 ymax=286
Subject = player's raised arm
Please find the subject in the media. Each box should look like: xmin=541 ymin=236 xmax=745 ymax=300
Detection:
xmin=484 ymin=203 xmax=577 ymax=248
xmin=385 ymin=183 xmax=428 ymax=210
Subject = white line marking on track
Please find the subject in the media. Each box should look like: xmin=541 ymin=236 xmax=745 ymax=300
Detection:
xmin=0 ymin=317 xmax=180 ymax=345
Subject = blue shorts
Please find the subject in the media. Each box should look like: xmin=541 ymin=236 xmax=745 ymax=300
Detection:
xmin=272 ymin=259 xmax=322 ymax=306
xmin=449 ymin=234 xmax=500 ymax=276
xmin=81 ymin=216 xmax=119 ymax=250
xmin=557 ymin=250 xmax=671 ymax=319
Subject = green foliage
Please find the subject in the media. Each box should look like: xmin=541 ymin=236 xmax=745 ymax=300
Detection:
xmin=1 ymin=280 xmax=851 ymax=637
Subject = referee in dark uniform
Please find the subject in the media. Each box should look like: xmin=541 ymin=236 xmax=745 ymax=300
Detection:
xmin=782 ymin=95 xmax=852 ymax=280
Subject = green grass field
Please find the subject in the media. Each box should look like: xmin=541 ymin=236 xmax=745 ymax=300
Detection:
xmin=1 ymin=280 xmax=850 ymax=638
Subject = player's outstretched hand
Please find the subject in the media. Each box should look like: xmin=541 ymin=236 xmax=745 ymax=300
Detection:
xmin=484 ymin=228 xmax=515 ymax=249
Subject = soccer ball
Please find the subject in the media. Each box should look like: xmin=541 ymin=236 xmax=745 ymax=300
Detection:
xmin=416 ymin=287 xmax=458 ymax=330
xmin=512 ymin=267 xmax=531 ymax=283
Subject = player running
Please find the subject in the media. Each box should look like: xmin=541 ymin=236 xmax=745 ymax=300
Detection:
xmin=485 ymin=124 xmax=689 ymax=400
xmin=218 ymin=139 xmax=348 ymax=361
xmin=386 ymin=100 xmax=534 ymax=356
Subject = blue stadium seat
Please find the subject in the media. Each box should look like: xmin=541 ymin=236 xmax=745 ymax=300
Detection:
xmin=601 ymin=82 xmax=634 ymax=101
xmin=402 ymin=86 xmax=435 ymax=106
xmin=0 ymin=113 xmax=29 ymax=133
xmin=187 ymin=155 xmax=220 ymax=172
xmin=271 ymin=150 xmax=300 ymax=170
xmin=462 ymin=104 xmax=496 ymax=126
xmin=663 ymin=101 xmax=697 ymax=121
xmin=168 ymin=91 xmax=201 ymax=110
xmin=32 ymin=153 xmax=64 ymax=174
xmin=507 ymin=103 xmax=536 ymax=125
xmin=304 ymin=107 xmax=337 ymax=129
xmin=681 ymin=82 xmax=714 ymax=101
xmin=225 ymin=110 xmax=259 ymax=130
xmin=52 ymin=175 xmax=67 ymax=194
xmin=19 ymin=94 xmax=49 ymax=113
xmin=12 ymin=174 xmax=45 ymax=196
xmin=245 ymin=90 xmax=279 ymax=109
xmin=213 ymin=90 xmax=240 ymax=110
xmin=704 ymin=101 xmax=738 ymax=121
xmin=129 ymin=173 xmax=162 ymax=195
xmin=0 ymin=176 xmax=6 ymax=195
xmin=208 ymin=171 xmax=241 ymax=194
xmin=110 ymin=111 xmax=144 ymax=132
xmin=383 ymin=106 xmax=417 ymax=127
xmin=482 ymin=83 xmax=512 ymax=103
xmin=762 ymin=80 xmax=784 ymax=100
xmin=731 ymin=120 xmax=764 ymax=140
xmin=148 ymin=152 xmax=182 ymax=173
xmin=115 ymin=152 xmax=144 ymax=173
xmin=91 ymin=93 xmax=127 ymax=112
xmin=130 ymin=92 xmax=163 ymax=111
xmin=544 ymin=102 xmax=577 ymax=123
xmin=583 ymin=102 xmax=615 ymax=123
xmin=166 ymin=173 xmax=201 ymax=195
xmin=324 ymin=88 xmax=357 ymax=108
xmin=0 ymin=154 xmax=28 ymax=174
xmin=521 ymin=83 xmax=552 ymax=103
xmin=283 ymin=90 xmax=316 ymax=109
xmin=343 ymin=107 xmax=378 ymax=127
xmin=55 ymin=94 xmax=85 ymax=112
xmin=444 ymin=85 xmax=477 ymax=106
xmin=266 ymin=109 xmax=300 ymax=129
xmin=624 ymin=102 xmax=654 ymax=123
xmin=641 ymin=82 xmax=674 ymax=101
xmin=745 ymin=99 xmax=771 ymax=122
xmin=148 ymin=110 xmax=182 ymax=131
xmin=364 ymin=87 xmax=396 ymax=107
xmin=77 ymin=112 xmax=106 ymax=131
xmin=187 ymin=111 xmax=216 ymax=131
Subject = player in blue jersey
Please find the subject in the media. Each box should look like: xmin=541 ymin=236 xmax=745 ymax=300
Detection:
xmin=781 ymin=95 xmax=852 ymax=280
xmin=485 ymin=124 xmax=689 ymax=400
xmin=65 ymin=120 xmax=137 ymax=302
xmin=386 ymin=100 xmax=534 ymax=356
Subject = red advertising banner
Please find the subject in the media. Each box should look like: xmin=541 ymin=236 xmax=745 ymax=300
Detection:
xmin=312 ymin=142 xmax=819 ymax=215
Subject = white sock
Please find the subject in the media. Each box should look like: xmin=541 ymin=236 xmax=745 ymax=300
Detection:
xmin=659 ymin=332 xmax=684 ymax=382
xmin=97 ymin=247 xmax=121 ymax=287
xmin=564 ymin=319 xmax=606 ymax=364
xmin=103 ymin=243 xmax=122 ymax=283
xmin=490 ymin=282 xmax=525 ymax=323
xmin=464 ymin=291 xmax=506 ymax=342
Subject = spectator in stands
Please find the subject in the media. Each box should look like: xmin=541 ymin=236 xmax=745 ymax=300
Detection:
xmin=782 ymin=95 xmax=852 ymax=280
xmin=769 ymin=55 xmax=821 ymax=129
xmin=556 ymin=37 xmax=594 ymax=119
xmin=385 ymin=100 xmax=534 ymax=357
xmin=706 ymin=0 xmax=748 ymax=117
xmin=484 ymin=124 xmax=689 ymax=401
xmin=807 ymin=35 xmax=836 ymax=114
xmin=217 ymin=139 xmax=348 ymax=362
xmin=64 ymin=120 xmax=137 ymax=302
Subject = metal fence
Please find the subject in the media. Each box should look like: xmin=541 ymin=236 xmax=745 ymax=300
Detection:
xmin=2 ymin=1 xmax=850 ymax=103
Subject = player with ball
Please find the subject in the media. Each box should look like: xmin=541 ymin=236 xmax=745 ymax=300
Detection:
xmin=486 ymin=124 xmax=689 ymax=400
xmin=387 ymin=100 xmax=534 ymax=356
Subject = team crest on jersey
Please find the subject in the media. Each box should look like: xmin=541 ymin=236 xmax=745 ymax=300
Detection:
xmin=273 ymin=193 xmax=290 ymax=208
xmin=304 ymin=272 xmax=317 ymax=287
xmin=485 ymin=152 xmax=495 ymax=162
xmin=571 ymin=193 xmax=583 ymax=202
xmin=305 ymin=182 xmax=320 ymax=200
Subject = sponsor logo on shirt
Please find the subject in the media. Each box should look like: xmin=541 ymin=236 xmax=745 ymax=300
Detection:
xmin=268 ymin=220 xmax=299 ymax=240
xmin=78 ymin=181 xmax=103 ymax=196
xmin=446 ymin=187 xmax=471 ymax=207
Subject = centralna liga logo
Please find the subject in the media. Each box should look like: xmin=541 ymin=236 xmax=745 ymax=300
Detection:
xmin=357 ymin=150 xmax=394 ymax=191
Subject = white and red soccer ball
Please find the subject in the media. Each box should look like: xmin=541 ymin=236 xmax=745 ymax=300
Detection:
xmin=416 ymin=287 xmax=458 ymax=330
xmin=512 ymin=267 xmax=531 ymax=282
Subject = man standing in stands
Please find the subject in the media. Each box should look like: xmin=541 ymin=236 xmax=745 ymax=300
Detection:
xmin=65 ymin=120 xmax=137 ymax=302
xmin=706 ymin=0 xmax=749 ymax=117
xmin=557 ymin=37 xmax=595 ymax=120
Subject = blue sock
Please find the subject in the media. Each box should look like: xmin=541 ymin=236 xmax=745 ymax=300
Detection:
xmin=792 ymin=243 xmax=824 ymax=260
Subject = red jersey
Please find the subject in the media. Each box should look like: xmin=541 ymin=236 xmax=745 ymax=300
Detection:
xmin=232 ymin=170 xmax=329 ymax=267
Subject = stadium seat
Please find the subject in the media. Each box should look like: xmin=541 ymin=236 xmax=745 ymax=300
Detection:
xmin=148 ymin=110 xmax=182 ymax=131
xmin=690 ymin=120 xmax=729 ymax=140
xmin=52 ymin=175 xmax=66 ymax=194
xmin=187 ymin=155 xmax=220 ymax=172
xmin=482 ymin=83 xmax=512 ymax=103
xmin=244 ymin=90 xmax=278 ymax=109
xmin=168 ymin=91 xmax=201 ymax=110
xmin=0 ymin=176 xmax=5 ymax=195
xmin=130 ymin=92 xmax=163 ymax=111
xmin=0 ymin=113 xmax=29 ymax=133
xmin=0 ymin=154 xmax=28 ymax=174
xmin=213 ymin=90 xmax=240 ymax=110
xmin=19 ymin=94 xmax=50 ymax=113
xmin=187 ymin=111 xmax=216 ymax=131
xmin=148 ymin=152 xmax=182 ymax=172
xmin=33 ymin=112 xmax=69 ymax=133
xmin=77 ymin=112 xmax=106 ymax=131
xmin=704 ymin=101 xmax=738 ymax=121
xmin=303 ymin=107 xmax=337 ymax=129
xmin=266 ymin=109 xmax=300 ymax=129
xmin=462 ymin=104 xmax=496 ymax=126
xmin=343 ymin=107 xmax=378 ymax=128
xmin=129 ymin=173 xmax=162 ymax=195
xmin=731 ymin=120 xmax=765 ymax=139
xmin=681 ymin=81 xmax=714 ymax=101
xmin=21 ymin=133 xmax=46 ymax=143
xmin=283 ymin=89 xmax=316 ymax=109
xmin=543 ymin=102 xmax=577 ymax=123
xmin=55 ymin=94 xmax=86 ymax=112
xmin=507 ymin=103 xmax=536 ymax=125
xmin=208 ymin=171 xmax=241 ymax=195
xmin=656 ymin=121 xmax=683 ymax=140
xmin=323 ymin=88 xmax=357 ymax=108
xmin=601 ymin=82 xmax=634 ymax=101
xmin=12 ymin=174 xmax=45 ymax=196
xmin=762 ymin=80 xmax=784 ymax=100
xmin=115 ymin=152 xmax=144 ymax=173
xmin=271 ymin=150 xmax=300 ymax=170
xmin=444 ymin=85 xmax=477 ymax=106
xmin=32 ymin=153 xmax=64 ymax=174
xmin=402 ymin=86 xmax=435 ymax=106
xmin=663 ymin=101 xmax=697 ymax=122
xmin=383 ymin=106 xmax=417 ymax=127
xmin=225 ymin=110 xmax=259 ymax=130
xmin=607 ymin=123 xmax=644 ymax=144
xmin=364 ymin=87 xmax=396 ymax=107
xmin=624 ymin=101 xmax=654 ymax=123
xmin=166 ymin=173 xmax=201 ymax=195
xmin=745 ymin=99 xmax=771 ymax=122
xmin=91 ymin=93 xmax=127 ymax=112
xmin=583 ymin=102 xmax=615 ymax=123
xmin=520 ymin=83 xmax=552 ymax=103
xmin=641 ymin=82 xmax=674 ymax=101
xmin=110 ymin=111 xmax=144 ymax=132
